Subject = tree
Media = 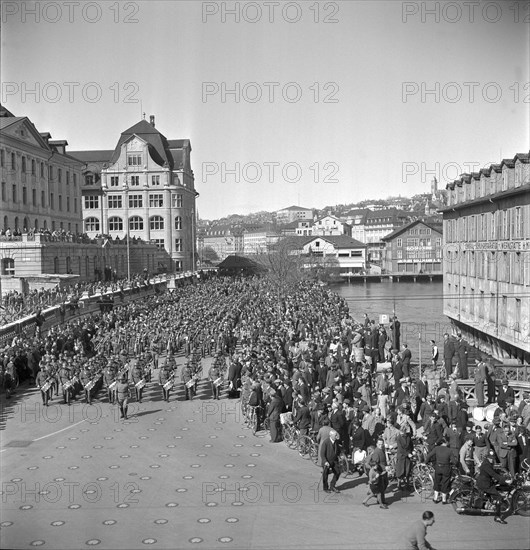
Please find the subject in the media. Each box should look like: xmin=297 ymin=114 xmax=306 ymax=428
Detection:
xmin=202 ymin=246 xmax=220 ymax=264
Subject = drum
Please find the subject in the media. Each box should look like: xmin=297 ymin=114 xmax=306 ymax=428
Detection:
xmin=135 ymin=379 xmax=146 ymax=389
xmin=213 ymin=377 xmax=223 ymax=387
xmin=484 ymin=403 xmax=498 ymax=423
xmin=163 ymin=380 xmax=174 ymax=391
xmin=41 ymin=381 xmax=52 ymax=393
xmin=109 ymin=381 xmax=117 ymax=391
xmin=85 ymin=380 xmax=95 ymax=391
xmin=185 ymin=379 xmax=195 ymax=389
xmin=280 ymin=412 xmax=292 ymax=425
xmin=472 ymin=406 xmax=485 ymax=422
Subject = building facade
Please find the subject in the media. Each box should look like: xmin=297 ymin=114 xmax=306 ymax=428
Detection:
xmin=344 ymin=208 xmax=411 ymax=244
xmin=381 ymin=219 xmax=443 ymax=273
xmin=70 ymin=116 xmax=197 ymax=272
xmin=0 ymin=233 xmax=171 ymax=295
xmin=312 ymin=215 xmax=352 ymax=237
xmin=297 ymin=235 xmax=367 ymax=276
xmin=0 ymin=106 xmax=84 ymax=236
xmin=441 ymin=151 xmax=530 ymax=365
xmin=275 ymin=205 xmax=313 ymax=224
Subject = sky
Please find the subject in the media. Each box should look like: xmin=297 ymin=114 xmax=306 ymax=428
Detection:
xmin=2 ymin=0 xmax=529 ymax=219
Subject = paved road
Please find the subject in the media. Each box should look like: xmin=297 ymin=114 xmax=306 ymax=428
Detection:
xmin=1 ymin=355 xmax=529 ymax=550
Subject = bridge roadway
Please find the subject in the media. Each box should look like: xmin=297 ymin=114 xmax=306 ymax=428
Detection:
xmin=1 ymin=353 xmax=529 ymax=550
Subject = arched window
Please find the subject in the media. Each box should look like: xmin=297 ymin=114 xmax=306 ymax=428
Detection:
xmin=108 ymin=217 xmax=123 ymax=232
xmin=3 ymin=216 xmax=7 ymax=230
xmin=54 ymin=257 xmax=60 ymax=273
xmin=174 ymin=216 xmax=182 ymax=230
xmin=150 ymin=216 xmax=164 ymax=230
xmin=129 ymin=216 xmax=144 ymax=231
xmin=34 ymin=219 xmax=39 ymax=230
xmin=85 ymin=217 xmax=100 ymax=232
xmin=31 ymin=159 xmax=36 ymax=175
xmin=14 ymin=217 xmax=19 ymax=230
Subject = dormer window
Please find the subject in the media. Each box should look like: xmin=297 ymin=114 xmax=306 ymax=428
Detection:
xmin=127 ymin=154 xmax=142 ymax=166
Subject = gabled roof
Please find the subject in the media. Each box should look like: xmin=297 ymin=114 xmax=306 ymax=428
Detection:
xmin=0 ymin=116 xmax=54 ymax=151
xmin=298 ymin=235 xmax=366 ymax=249
xmin=277 ymin=205 xmax=313 ymax=212
xmin=381 ymin=219 xmax=443 ymax=241
xmin=314 ymin=214 xmax=350 ymax=226
xmin=69 ymin=150 xmax=114 ymax=163
xmin=109 ymin=122 xmax=172 ymax=167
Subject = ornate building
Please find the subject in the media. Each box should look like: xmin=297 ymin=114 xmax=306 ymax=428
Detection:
xmin=441 ymin=151 xmax=530 ymax=365
xmin=70 ymin=116 xmax=198 ymax=272
xmin=0 ymin=105 xmax=84 ymax=236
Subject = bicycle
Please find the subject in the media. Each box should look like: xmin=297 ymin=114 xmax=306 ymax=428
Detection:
xmin=297 ymin=432 xmax=320 ymax=465
xmin=246 ymin=405 xmax=262 ymax=435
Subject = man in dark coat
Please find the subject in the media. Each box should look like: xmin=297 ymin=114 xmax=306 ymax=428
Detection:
xmin=497 ymin=379 xmax=515 ymax=410
xmin=227 ymin=359 xmax=242 ymax=399
xmin=390 ymin=316 xmax=400 ymax=350
xmin=400 ymin=344 xmax=412 ymax=379
xmin=320 ymin=429 xmax=341 ymax=492
xmin=476 ymin=449 xmax=510 ymax=524
xmin=267 ymin=389 xmax=285 ymax=443
xmin=443 ymin=333 xmax=455 ymax=375
xmin=426 ymin=438 xmax=456 ymax=504
xmin=455 ymin=333 xmax=469 ymax=378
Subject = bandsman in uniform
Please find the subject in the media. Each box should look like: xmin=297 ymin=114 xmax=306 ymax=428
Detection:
xmin=131 ymin=362 xmax=146 ymax=403
xmin=208 ymin=361 xmax=222 ymax=400
xmin=181 ymin=362 xmax=195 ymax=400
xmin=80 ymin=365 xmax=94 ymax=405
xmin=36 ymin=367 xmax=53 ymax=406
xmin=159 ymin=362 xmax=175 ymax=402
xmin=104 ymin=359 xmax=117 ymax=404
xmin=116 ymin=372 xmax=131 ymax=420
xmin=58 ymin=362 xmax=73 ymax=406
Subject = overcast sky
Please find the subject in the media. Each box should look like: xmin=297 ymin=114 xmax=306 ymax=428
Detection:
xmin=2 ymin=0 xmax=529 ymax=219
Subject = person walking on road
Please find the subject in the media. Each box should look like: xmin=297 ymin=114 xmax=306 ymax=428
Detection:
xmin=402 ymin=511 xmax=436 ymax=550
xmin=320 ymin=429 xmax=341 ymax=493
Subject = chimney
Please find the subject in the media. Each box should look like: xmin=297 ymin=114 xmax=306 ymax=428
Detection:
xmin=150 ymin=115 xmax=155 ymax=127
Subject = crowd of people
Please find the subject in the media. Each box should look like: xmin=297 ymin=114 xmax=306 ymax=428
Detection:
xmin=1 ymin=274 xmax=529 ymax=526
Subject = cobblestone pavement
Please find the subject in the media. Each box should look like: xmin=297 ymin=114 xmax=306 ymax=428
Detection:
xmin=1 ymin=354 xmax=529 ymax=550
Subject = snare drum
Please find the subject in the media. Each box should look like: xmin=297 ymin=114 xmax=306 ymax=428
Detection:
xmin=163 ymin=380 xmax=173 ymax=391
xmin=135 ymin=379 xmax=146 ymax=390
xmin=109 ymin=381 xmax=117 ymax=391
xmin=185 ymin=379 xmax=195 ymax=389
xmin=472 ymin=406 xmax=485 ymax=422
xmin=41 ymin=381 xmax=52 ymax=393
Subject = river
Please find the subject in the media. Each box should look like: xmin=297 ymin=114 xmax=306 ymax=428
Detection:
xmin=335 ymin=280 xmax=453 ymax=366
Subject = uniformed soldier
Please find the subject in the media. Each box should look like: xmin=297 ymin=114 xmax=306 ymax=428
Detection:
xmin=104 ymin=360 xmax=117 ymax=404
xmin=159 ymin=362 xmax=175 ymax=402
xmin=35 ymin=367 xmax=53 ymax=406
xmin=115 ymin=373 xmax=131 ymax=420
xmin=58 ymin=362 xmax=73 ymax=405
xmin=181 ymin=363 xmax=195 ymax=400
xmin=208 ymin=362 xmax=222 ymax=400
xmin=425 ymin=437 xmax=456 ymax=504
xmin=131 ymin=362 xmax=145 ymax=403
xmin=80 ymin=365 xmax=94 ymax=405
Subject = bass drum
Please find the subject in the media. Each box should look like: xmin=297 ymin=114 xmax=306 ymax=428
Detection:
xmin=484 ymin=403 xmax=499 ymax=423
xmin=472 ymin=406 xmax=485 ymax=422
